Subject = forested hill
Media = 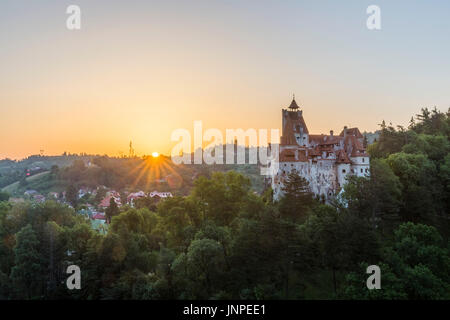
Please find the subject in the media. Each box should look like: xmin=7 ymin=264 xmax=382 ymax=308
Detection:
xmin=0 ymin=107 xmax=449 ymax=300
xmin=367 ymin=107 xmax=450 ymax=228
xmin=0 ymin=150 xmax=265 ymax=197
xmin=0 ymin=155 xmax=93 ymax=189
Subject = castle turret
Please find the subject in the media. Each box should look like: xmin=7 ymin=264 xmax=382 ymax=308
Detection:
xmin=288 ymin=96 xmax=300 ymax=110
xmin=281 ymin=96 xmax=309 ymax=147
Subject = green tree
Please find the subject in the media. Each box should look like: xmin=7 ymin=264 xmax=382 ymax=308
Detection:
xmin=105 ymin=197 xmax=119 ymax=224
xmin=0 ymin=192 xmax=10 ymax=202
xmin=72 ymin=159 xmax=86 ymax=172
xmin=10 ymin=224 xmax=43 ymax=299
xmin=303 ymin=205 xmax=379 ymax=296
xmin=368 ymin=120 xmax=412 ymax=158
xmin=342 ymin=159 xmax=402 ymax=229
xmin=402 ymin=133 xmax=450 ymax=163
xmin=66 ymin=185 xmax=78 ymax=207
xmin=411 ymin=107 xmax=449 ymax=136
xmin=192 ymin=171 xmax=251 ymax=226
xmin=227 ymin=209 xmax=307 ymax=299
xmin=279 ymin=171 xmax=314 ymax=222
xmin=94 ymin=187 xmax=107 ymax=205
xmin=134 ymin=196 xmax=157 ymax=211
xmin=176 ymin=238 xmax=225 ymax=298
xmin=386 ymin=152 xmax=442 ymax=223
xmin=344 ymin=223 xmax=450 ymax=299
xmin=50 ymin=165 xmax=59 ymax=178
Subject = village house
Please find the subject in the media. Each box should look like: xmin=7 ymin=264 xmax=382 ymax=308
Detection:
xmin=78 ymin=187 xmax=93 ymax=199
xmin=33 ymin=194 xmax=46 ymax=203
xmin=126 ymin=191 xmax=146 ymax=206
xmin=48 ymin=191 xmax=59 ymax=199
xmin=92 ymin=212 xmax=106 ymax=221
xmin=149 ymin=191 xmax=173 ymax=201
xmin=24 ymin=190 xmax=39 ymax=197
xmin=99 ymin=191 xmax=122 ymax=209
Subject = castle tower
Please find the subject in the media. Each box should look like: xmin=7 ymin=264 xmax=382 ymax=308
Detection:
xmin=280 ymin=96 xmax=309 ymax=147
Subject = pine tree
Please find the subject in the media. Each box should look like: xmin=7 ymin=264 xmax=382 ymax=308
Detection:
xmin=105 ymin=197 xmax=119 ymax=223
xmin=279 ymin=171 xmax=314 ymax=222
xmin=66 ymin=185 xmax=78 ymax=207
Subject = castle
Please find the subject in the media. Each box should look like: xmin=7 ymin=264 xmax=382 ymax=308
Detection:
xmin=269 ymin=98 xmax=370 ymax=200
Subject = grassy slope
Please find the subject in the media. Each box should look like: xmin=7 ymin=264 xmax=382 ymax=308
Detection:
xmin=2 ymin=171 xmax=50 ymax=196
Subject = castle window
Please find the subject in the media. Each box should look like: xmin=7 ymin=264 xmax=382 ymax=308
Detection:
xmin=342 ymin=169 xmax=346 ymax=173
xmin=360 ymin=168 xmax=363 ymax=173
xmin=362 ymin=158 xmax=365 ymax=163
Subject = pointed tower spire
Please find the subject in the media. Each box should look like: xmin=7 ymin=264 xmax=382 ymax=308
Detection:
xmin=288 ymin=94 xmax=299 ymax=110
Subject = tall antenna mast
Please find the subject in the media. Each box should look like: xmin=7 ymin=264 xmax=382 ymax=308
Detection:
xmin=129 ymin=141 xmax=134 ymax=158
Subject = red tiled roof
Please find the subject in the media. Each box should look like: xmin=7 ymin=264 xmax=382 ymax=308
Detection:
xmin=100 ymin=195 xmax=121 ymax=208
xmin=343 ymin=135 xmax=367 ymax=157
xmin=335 ymin=150 xmax=351 ymax=164
xmin=277 ymin=105 xmax=369 ymax=165
xmin=280 ymin=110 xmax=309 ymax=145
xmin=287 ymin=111 xmax=309 ymax=134
xmin=279 ymin=149 xmax=308 ymax=162
xmin=127 ymin=191 xmax=146 ymax=202
xmin=308 ymin=147 xmax=321 ymax=156
xmin=100 ymin=196 xmax=111 ymax=207
xmin=92 ymin=213 xmax=106 ymax=220
xmin=309 ymin=134 xmax=341 ymax=145
xmin=339 ymin=127 xmax=363 ymax=139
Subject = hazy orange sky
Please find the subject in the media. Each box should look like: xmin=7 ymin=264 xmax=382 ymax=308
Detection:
xmin=1 ymin=1 xmax=449 ymax=159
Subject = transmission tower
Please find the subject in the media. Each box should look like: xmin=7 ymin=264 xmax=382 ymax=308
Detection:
xmin=129 ymin=141 xmax=135 ymax=158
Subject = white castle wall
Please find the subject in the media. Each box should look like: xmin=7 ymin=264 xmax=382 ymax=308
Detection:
xmin=350 ymin=156 xmax=370 ymax=177
xmin=272 ymin=158 xmax=339 ymax=200
xmin=271 ymin=152 xmax=370 ymax=201
xmin=337 ymin=163 xmax=351 ymax=188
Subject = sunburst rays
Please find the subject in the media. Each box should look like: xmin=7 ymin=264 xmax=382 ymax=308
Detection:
xmin=127 ymin=155 xmax=182 ymax=191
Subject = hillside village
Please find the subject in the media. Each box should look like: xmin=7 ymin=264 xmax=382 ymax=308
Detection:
xmin=13 ymin=186 xmax=173 ymax=233
xmin=0 ymin=153 xmax=266 ymax=233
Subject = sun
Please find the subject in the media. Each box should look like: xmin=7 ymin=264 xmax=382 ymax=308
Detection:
xmin=151 ymin=152 xmax=160 ymax=158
